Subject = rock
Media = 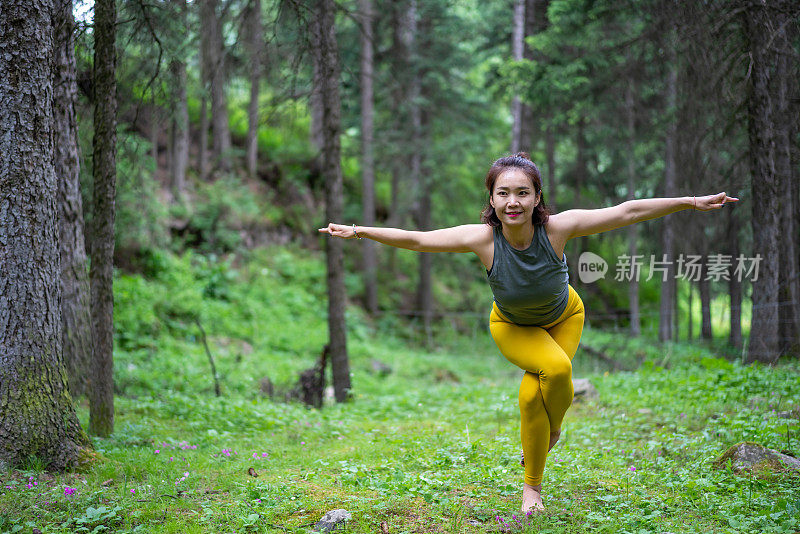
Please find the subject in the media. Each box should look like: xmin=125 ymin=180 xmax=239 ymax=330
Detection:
xmin=370 ymin=359 xmax=393 ymax=376
xmin=314 ymin=509 xmax=352 ymax=532
xmin=572 ymin=378 xmax=598 ymax=401
xmin=714 ymin=442 xmax=800 ymax=473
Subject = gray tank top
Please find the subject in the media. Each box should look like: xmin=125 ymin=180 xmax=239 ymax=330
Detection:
xmin=487 ymin=224 xmax=569 ymax=326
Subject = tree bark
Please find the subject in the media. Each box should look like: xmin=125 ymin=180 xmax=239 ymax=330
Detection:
xmin=309 ymin=0 xmax=351 ymax=402
xmin=545 ymin=122 xmax=556 ymax=210
xmin=360 ymin=0 xmax=378 ymax=315
xmin=625 ymin=80 xmax=640 ymax=337
xmin=89 ymin=0 xmax=117 ymax=437
xmin=727 ymin=205 xmax=743 ymax=351
xmin=199 ymin=94 xmax=209 ymax=180
xmin=699 ymin=257 xmax=712 ymax=341
xmin=170 ymin=0 xmax=189 ymax=201
xmin=744 ymin=2 xmax=785 ymax=364
xmin=200 ymin=0 xmax=231 ymax=172
xmin=775 ymin=15 xmax=800 ymax=357
xmin=0 ymin=0 xmax=92 ymax=470
xmin=54 ymin=0 xmax=93 ymax=397
xmin=659 ymin=29 xmax=678 ymax=343
xmin=246 ymin=0 xmax=263 ymax=177
xmin=510 ymin=0 xmax=524 ymax=153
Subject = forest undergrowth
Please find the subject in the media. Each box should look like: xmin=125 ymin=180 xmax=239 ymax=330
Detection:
xmin=1 ymin=249 xmax=798 ymax=533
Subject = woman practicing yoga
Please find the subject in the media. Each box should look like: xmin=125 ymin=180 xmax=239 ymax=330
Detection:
xmin=319 ymin=152 xmax=738 ymax=513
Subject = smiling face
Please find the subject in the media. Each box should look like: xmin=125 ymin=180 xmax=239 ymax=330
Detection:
xmin=490 ymin=169 xmax=541 ymax=227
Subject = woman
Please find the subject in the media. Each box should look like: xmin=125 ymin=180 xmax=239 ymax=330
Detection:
xmin=319 ymin=153 xmax=738 ymax=513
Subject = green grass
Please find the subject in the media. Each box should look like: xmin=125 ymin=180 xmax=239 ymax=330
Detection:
xmin=1 ymin=249 xmax=798 ymax=533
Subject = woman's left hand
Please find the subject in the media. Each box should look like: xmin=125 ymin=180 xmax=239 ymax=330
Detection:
xmin=694 ymin=192 xmax=739 ymax=211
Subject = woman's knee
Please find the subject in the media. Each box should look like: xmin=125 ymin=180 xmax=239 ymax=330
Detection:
xmin=546 ymin=357 xmax=573 ymax=385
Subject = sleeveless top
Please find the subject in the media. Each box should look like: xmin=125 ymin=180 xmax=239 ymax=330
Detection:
xmin=487 ymin=224 xmax=570 ymax=326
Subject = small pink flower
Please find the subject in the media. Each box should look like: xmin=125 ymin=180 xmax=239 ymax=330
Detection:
xmin=154 ymin=449 xmax=160 ymax=454
xmin=130 ymin=489 xmax=136 ymax=494
xmin=301 ymin=441 xmax=306 ymax=445
xmin=629 ymin=466 xmax=636 ymax=472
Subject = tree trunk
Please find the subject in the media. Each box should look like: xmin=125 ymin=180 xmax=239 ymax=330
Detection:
xmin=246 ymin=0 xmax=263 ymax=177
xmin=727 ymin=206 xmax=743 ymax=351
xmin=360 ymin=0 xmax=378 ymax=315
xmin=310 ymin=0 xmax=351 ymax=402
xmin=0 ymin=0 xmax=92 ymax=470
xmin=545 ymin=122 xmax=556 ymax=210
xmin=150 ymin=101 xmax=159 ymax=176
xmin=89 ymin=0 xmax=117 ymax=437
xmin=699 ymin=258 xmax=712 ymax=341
xmin=170 ymin=0 xmax=188 ymax=201
xmin=625 ymin=81 xmax=640 ymax=337
xmin=510 ymin=0 xmax=524 ymax=153
xmin=199 ymin=95 xmax=209 ymax=180
xmin=54 ymin=0 xmax=94 ymax=397
xmin=200 ymin=0 xmax=231 ymax=172
xmin=659 ymin=30 xmax=678 ymax=343
xmin=744 ymin=2 xmax=784 ymax=364
xmin=775 ymin=16 xmax=800 ymax=357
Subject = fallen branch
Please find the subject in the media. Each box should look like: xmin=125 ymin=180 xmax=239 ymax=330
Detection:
xmin=194 ymin=318 xmax=221 ymax=397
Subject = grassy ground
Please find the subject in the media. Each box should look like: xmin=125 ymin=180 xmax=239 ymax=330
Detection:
xmin=1 ymin=250 xmax=798 ymax=533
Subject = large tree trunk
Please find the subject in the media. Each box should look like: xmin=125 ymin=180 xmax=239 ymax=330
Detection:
xmin=0 ymin=0 xmax=92 ymax=470
xmin=545 ymin=122 xmax=556 ymax=209
xmin=54 ymin=0 xmax=93 ymax=397
xmin=89 ymin=0 xmax=117 ymax=437
xmin=360 ymin=0 xmax=378 ymax=315
xmin=625 ymin=80 xmax=640 ymax=337
xmin=659 ymin=31 xmax=678 ymax=343
xmin=775 ymin=17 xmax=800 ymax=357
xmin=310 ymin=0 xmax=351 ymax=402
xmin=246 ymin=0 xmax=263 ymax=177
xmin=199 ymin=94 xmax=209 ymax=180
xmin=200 ymin=0 xmax=231 ymax=172
xmin=744 ymin=2 xmax=785 ymax=364
xmin=170 ymin=0 xmax=189 ymax=201
xmin=510 ymin=0 xmax=524 ymax=153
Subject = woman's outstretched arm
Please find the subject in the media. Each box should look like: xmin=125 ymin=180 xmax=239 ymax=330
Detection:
xmin=318 ymin=223 xmax=491 ymax=253
xmin=550 ymin=192 xmax=739 ymax=241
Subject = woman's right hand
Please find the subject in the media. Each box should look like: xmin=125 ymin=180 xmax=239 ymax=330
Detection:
xmin=318 ymin=223 xmax=358 ymax=239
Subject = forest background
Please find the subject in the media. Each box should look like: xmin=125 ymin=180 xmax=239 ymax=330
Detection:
xmin=1 ymin=0 xmax=799 ymax=532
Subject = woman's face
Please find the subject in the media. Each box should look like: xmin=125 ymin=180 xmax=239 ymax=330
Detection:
xmin=490 ymin=169 xmax=540 ymax=227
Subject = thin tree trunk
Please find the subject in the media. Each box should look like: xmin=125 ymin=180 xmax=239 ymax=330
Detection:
xmin=510 ymin=0 xmax=524 ymax=153
xmin=199 ymin=95 xmax=209 ymax=180
xmin=200 ymin=0 xmax=231 ymax=172
xmin=727 ymin=206 xmax=743 ymax=351
xmin=659 ymin=31 xmax=678 ymax=343
xmin=150 ymin=100 xmax=158 ymax=175
xmin=246 ymin=0 xmax=263 ymax=177
xmin=360 ymin=0 xmax=378 ymax=315
xmin=545 ymin=122 xmax=556 ymax=210
xmin=625 ymin=81 xmax=640 ymax=337
xmin=310 ymin=0 xmax=351 ymax=402
xmin=54 ymin=0 xmax=94 ymax=397
xmin=0 ymin=0 xmax=92 ymax=471
xmin=170 ymin=0 xmax=188 ymax=201
xmin=744 ymin=2 xmax=783 ymax=364
xmin=688 ymin=281 xmax=693 ymax=341
xmin=699 ymin=257 xmax=712 ymax=341
xmin=89 ymin=0 xmax=117 ymax=437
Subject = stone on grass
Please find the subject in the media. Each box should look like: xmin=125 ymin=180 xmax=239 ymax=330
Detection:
xmin=370 ymin=359 xmax=393 ymax=376
xmin=714 ymin=442 xmax=800 ymax=473
xmin=314 ymin=509 xmax=352 ymax=532
xmin=572 ymin=378 xmax=598 ymax=401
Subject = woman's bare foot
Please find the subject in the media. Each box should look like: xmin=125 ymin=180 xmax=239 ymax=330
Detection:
xmin=521 ymin=483 xmax=544 ymax=513
xmin=548 ymin=430 xmax=561 ymax=452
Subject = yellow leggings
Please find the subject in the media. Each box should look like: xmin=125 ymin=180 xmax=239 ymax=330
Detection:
xmin=489 ymin=285 xmax=585 ymax=487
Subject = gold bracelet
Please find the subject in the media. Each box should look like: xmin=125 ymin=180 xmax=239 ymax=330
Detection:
xmin=352 ymin=224 xmax=362 ymax=239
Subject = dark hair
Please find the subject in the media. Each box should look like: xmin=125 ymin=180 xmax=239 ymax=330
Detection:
xmin=480 ymin=152 xmax=551 ymax=227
